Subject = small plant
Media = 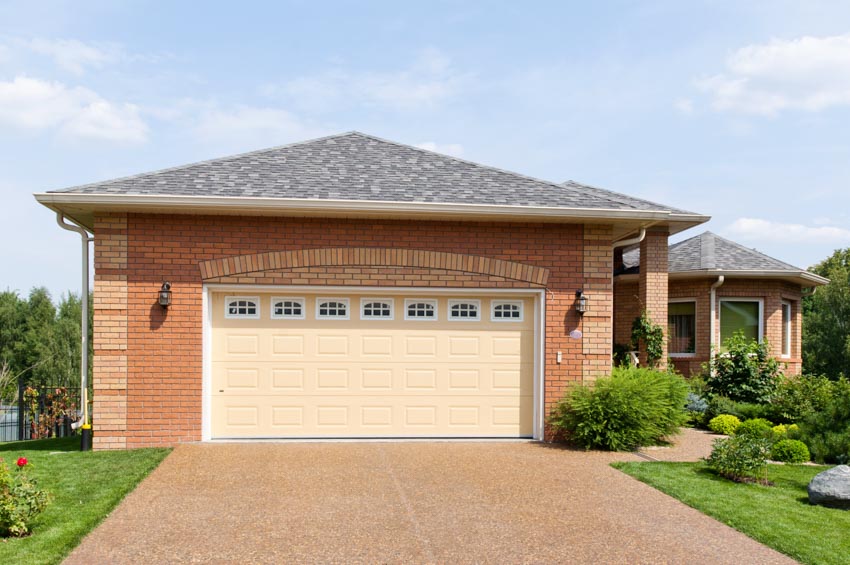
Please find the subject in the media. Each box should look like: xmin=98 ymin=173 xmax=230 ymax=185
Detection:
xmin=709 ymin=414 xmax=741 ymax=435
xmin=706 ymin=434 xmax=772 ymax=484
xmin=770 ymin=439 xmax=811 ymax=463
xmin=548 ymin=366 xmax=688 ymax=451
xmin=772 ymin=424 xmax=788 ymax=439
xmin=685 ymin=392 xmax=708 ymax=426
xmin=734 ymin=418 xmax=774 ymax=438
xmin=703 ymin=331 xmax=782 ymax=404
xmin=631 ymin=310 xmax=665 ymax=369
xmin=0 ymin=457 xmax=51 ymax=537
xmin=786 ymin=423 xmax=801 ymax=439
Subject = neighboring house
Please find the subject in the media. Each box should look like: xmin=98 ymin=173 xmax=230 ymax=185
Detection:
xmin=32 ymin=131 xmax=819 ymax=449
xmin=614 ymin=231 xmax=828 ymax=377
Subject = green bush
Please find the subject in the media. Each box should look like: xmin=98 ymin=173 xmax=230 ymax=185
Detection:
xmin=770 ymin=439 xmax=811 ymax=463
xmin=706 ymin=396 xmax=770 ymax=422
xmin=734 ymin=418 xmax=774 ymax=438
xmin=768 ymin=374 xmax=834 ymax=424
xmin=704 ymin=332 xmax=782 ymax=404
xmin=772 ymin=424 xmax=788 ymax=439
xmin=0 ymin=457 xmax=51 ymax=537
xmin=799 ymin=378 xmax=850 ymax=464
xmin=706 ymin=435 xmax=772 ymax=483
xmin=708 ymin=414 xmax=741 ymax=435
xmin=548 ymin=366 xmax=689 ymax=451
xmin=787 ymin=423 xmax=801 ymax=439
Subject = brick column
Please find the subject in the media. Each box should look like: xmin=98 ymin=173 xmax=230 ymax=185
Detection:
xmin=582 ymin=224 xmax=614 ymax=381
xmin=638 ymin=229 xmax=668 ymax=368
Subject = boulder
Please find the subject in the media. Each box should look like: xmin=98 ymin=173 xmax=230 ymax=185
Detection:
xmin=808 ymin=465 xmax=850 ymax=509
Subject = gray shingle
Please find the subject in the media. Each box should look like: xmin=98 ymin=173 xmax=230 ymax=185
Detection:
xmin=49 ymin=132 xmax=698 ymax=213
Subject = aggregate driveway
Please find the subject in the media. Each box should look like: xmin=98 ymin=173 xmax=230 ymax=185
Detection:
xmin=65 ymin=441 xmax=795 ymax=564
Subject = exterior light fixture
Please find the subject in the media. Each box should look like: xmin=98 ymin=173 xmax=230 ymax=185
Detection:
xmin=158 ymin=282 xmax=172 ymax=309
xmin=575 ymin=290 xmax=588 ymax=315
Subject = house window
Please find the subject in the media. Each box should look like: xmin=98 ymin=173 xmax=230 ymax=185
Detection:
xmin=271 ymin=297 xmax=305 ymax=319
xmin=668 ymin=301 xmax=696 ymax=356
xmin=719 ymin=299 xmax=763 ymax=348
xmin=316 ymin=298 xmax=349 ymax=320
xmin=225 ymin=296 xmax=260 ymax=319
xmin=448 ymin=300 xmax=481 ymax=321
xmin=361 ymin=299 xmax=393 ymax=320
xmin=405 ymin=299 xmax=437 ymax=320
xmin=782 ymin=301 xmax=792 ymax=357
xmin=492 ymin=301 xmax=523 ymax=321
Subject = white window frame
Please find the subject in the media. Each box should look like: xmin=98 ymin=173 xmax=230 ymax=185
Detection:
xmin=270 ymin=297 xmax=306 ymax=320
xmin=448 ymin=299 xmax=481 ymax=322
xmin=491 ymin=300 xmax=524 ymax=322
xmin=224 ymin=296 xmax=261 ymax=319
xmin=781 ymin=300 xmax=792 ymax=358
xmin=668 ymin=298 xmax=697 ymax=358
xmin=360 ymin=298 xmax=394 ymax=320
xmin=718 ymin=297 xmax=764 ymax=344
xmin=315 ymin=297 xmax=350 ymax=320
xmin=404 ymin=298 xmax=438 ymax=321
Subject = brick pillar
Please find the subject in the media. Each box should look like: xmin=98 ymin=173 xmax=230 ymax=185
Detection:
xmin=92 ymin=213 xmax=129 ymax=449
xmin=638 ymin=229 xmax=668 ymax=368
xmin=582 ymin=224 xmax=614 ymax=382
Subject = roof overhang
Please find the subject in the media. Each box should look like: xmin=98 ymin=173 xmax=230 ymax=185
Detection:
xmin=34 ymin=192 xmax=709 ymax=239
xmin=616 ymin=269 xmax=829 ymax=287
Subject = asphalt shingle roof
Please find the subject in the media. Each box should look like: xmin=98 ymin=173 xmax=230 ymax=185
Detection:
xmin=621 ymin=231 xmax=808 ymax=274
xmin=49 ymin=132 xmax=698 ymax=214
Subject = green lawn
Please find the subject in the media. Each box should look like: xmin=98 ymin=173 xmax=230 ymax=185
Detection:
xmin=0 ymin=436 xmax=171 ymax=565
xmin=613 ymin=461 xmax=850 ymax=565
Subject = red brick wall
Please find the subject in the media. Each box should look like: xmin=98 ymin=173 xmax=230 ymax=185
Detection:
xmin=93 ymin=213 xmax=615 ymax=448
xmin=638 ymin=230 xmax=669 ymax=367
xmin=614 ymin=276 xmax=803 ymax=377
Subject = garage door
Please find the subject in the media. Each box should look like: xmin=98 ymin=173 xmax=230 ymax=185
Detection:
xmin=210 ymin=292 xmax=535 ymax=438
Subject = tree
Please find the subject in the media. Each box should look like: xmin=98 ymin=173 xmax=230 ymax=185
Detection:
xmin=803 ymin=248 xmax=850 ymax=378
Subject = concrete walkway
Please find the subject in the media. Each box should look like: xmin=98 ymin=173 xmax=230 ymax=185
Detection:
xmin=65 ymin=438 xmax=793 ymax=564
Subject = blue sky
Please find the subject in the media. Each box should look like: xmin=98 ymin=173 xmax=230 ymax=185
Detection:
xmin=2 ymin=0 xmax=850 ymax=299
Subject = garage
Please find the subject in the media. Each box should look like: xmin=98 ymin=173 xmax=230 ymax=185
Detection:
xmin=207 ymin=290 xmax=537 ymax=439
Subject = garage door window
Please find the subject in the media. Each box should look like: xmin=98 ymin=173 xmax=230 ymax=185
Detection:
xmin=449 ymin=300 xmax=481 ymax=321
xmin=492 ymin=301 xmax=523 ymax=322
xmin=317 ymin=298 xmax=350 ymax=320
xmin=361 ymin=299 xmax=393 ymax=320
xmin=225 ymin=296 xmax=260 ymax=319
xmin=405 ymin=299 xmax=437 ymax=320
xmin=272 ymin=297 xmax=305 ymax=319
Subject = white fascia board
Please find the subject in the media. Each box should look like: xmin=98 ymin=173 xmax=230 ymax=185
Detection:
xmin=616 ymin=270 xmax=829 ymax=286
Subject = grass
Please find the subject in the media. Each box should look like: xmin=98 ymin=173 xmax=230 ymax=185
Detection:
xmin=613 ymin=461 xmax=850 ymax=565
xmin=0 ymin=436 xmax=171 ymax=565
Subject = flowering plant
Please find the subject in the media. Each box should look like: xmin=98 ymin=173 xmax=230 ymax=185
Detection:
xmin=0 ymin=457 xmax=50 ymax=537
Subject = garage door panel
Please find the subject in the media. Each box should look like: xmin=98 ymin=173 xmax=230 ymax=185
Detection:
xmin=211 ymin=292 xmax=535 ymax=438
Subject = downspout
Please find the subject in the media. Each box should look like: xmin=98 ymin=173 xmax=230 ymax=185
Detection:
xmin=709 ymin=275 xmax=725 ymax=369
xmin=55 ymin=213 xmax=94 ymax=451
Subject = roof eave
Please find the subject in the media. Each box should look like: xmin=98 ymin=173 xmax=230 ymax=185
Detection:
xmin=615 ymin=269 xmax=829 ymax=287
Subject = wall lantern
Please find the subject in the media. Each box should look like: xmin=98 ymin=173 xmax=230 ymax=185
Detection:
xmin=158 ymin=282 xmax=172 ymax=309
xmin=575 ymin=290 xmax=588 ymax=315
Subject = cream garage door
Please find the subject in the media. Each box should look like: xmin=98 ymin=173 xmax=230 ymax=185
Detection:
xmin=210 ymin=292 xmax=535 ymax=438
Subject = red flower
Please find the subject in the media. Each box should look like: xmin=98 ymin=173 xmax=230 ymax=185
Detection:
xmin=16 ymin=457 xmax=27 ymax=468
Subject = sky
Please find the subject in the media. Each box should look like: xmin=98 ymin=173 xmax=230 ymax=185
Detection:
xmin=2 ymin=0 xmax=850 ymax=300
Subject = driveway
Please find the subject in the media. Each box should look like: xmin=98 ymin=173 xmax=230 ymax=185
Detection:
xmin=65 ymin=441 xmax=794 ymax=564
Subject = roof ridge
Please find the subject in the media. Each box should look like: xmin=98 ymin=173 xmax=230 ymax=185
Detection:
xmin=700 ymin=231 xmax=716 ymax=270
xmin=48 ymin=131 xmax=362 ymax=194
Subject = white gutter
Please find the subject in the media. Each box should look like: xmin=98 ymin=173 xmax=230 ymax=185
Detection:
xmin=55 ymin=213 xmax=93 ymax=448
xmin=709 ymin=275 xmax=725 ymax=367
xmin=612 ymin=227 xmax=647 ymax=249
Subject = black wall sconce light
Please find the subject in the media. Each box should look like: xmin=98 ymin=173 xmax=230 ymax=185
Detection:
xmin=158 ymin=282 xmax=172 ymax=309
xmin=575 ymin=290 xmax=588 ymax=315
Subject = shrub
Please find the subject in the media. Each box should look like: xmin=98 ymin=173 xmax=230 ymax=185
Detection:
xmin=706 ymin=435 xmax=772 ymax=483
xmin=734 ymin=418 xmax=774 ymax=438
xmin=799 ymin=378 xmax=850 ymax=464
xmin=706 ymin=396 xmax=770 ymax=422
xmin=548 ymin=366 xmax=689 ymax=451
xmin=769 ymin=374 xmax=835 ymax=424
xmin=772 ymin=424 xmax=787 ymax=439
xmin=787 ymin=423 xmax=801 ymax=439
xmin=770 ymin=439 xmax=811 ymax=463
xmin=0 ymin=457 xmax=51 ymax=537
xmin=704 ymin=332 xmax=782 ymax=404
xmin=685 ymin=392 xmax=709 ymax=426
xmin=708 ymin=414 xmax=741 ymax=435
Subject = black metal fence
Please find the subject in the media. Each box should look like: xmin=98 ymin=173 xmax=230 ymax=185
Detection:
xmin=0 ymin=382 xmax=82 ymax=442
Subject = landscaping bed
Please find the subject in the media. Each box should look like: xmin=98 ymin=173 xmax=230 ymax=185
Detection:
xmin=613 ymin=461 xmax=850 ymax=565
xmin=0 ymin=436 xmax=170 ymax=565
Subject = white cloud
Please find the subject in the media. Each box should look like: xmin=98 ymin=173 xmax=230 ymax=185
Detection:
xmin=698 ymin=34 xmax=850 ymax=115
xmin=23 ymin=37 xmax=119 ymax=75
xmin=414 ymin=141 xmax=464 ymax=157
xmin=194 ymin=105 xmax=328 ymax=149
xmin=0 ymin=76 xmax=148 ymax=142
xmin=265 ymin=48 xmax=466 ymax=112
xmin=725 ymin=217 xmax=850 ymax=245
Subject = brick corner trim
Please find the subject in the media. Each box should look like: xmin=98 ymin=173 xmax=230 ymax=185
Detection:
xmin=199 ymin=248 xmax=550 ymax=286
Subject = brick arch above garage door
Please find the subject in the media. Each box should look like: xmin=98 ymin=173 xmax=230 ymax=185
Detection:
xmin=199 ymin=248 xmax=550 ymax=286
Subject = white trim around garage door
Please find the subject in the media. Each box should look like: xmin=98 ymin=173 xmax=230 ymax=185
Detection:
xmin=201 ymin=284 xmax=546 ymax=442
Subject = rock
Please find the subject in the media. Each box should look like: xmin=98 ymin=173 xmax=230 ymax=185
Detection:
xmin=808 ymin=465 xmax=850 ymax=509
